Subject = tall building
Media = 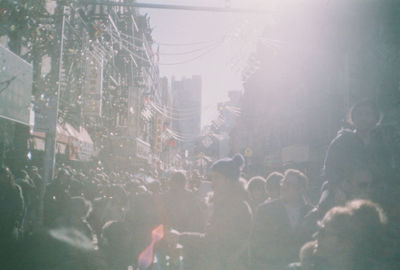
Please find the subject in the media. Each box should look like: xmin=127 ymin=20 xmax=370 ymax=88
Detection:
xmin=171 ymin=76 xmax=202 ymax=153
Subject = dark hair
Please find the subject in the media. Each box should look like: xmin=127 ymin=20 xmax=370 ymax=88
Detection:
xmin=0 ymin=165 xmax=16 ymax=186
xmin=169 ymin=171 xmax=186 ymax=188
xmin=348 ymin=99 xmax=383 ymax=126
xmin=320 ymin=200 xmax=387 ymax=269
xmin=210 ymin=154 xmax=244 ymax=182
xmin=247 ymin=176 xmax=266 ymax=192
xmin=265 ymin=172 xmax=283 ymax=193
xmin=283 ymin=169 xmax=308 ymax=190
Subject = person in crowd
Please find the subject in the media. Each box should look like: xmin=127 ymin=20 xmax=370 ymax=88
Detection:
xmin=163 ymin=171 xmax=204 ymax=232
xmin=11 ymin=228 xmax=106 ymax=270
xmin=166 ymin=154 xmax=252 ymax=270
xmin=43 ymin=168 xmax=72 ymax=227
xmin=324 ymin=100 xmax=382 ymax=184
xmin=189 ymin=169 xmax=202 ymax=192
xmin=196 ymin=173 xmax=213 ymax=202
xmin=287 ymin=241 xmax=317 ymax=270
xmin=250 ymin=169 xmax=313 ymax=270
xmin=313 ymin=200 xmax=388 ymax=270
xmin=52 ymin=196 xmax=95 ymax=242
xmin=317 ymin=161 xmax=373 ymax=218
xmin=28 ymin=166 xmax=45 ymax=198
xmin=323 ymin=99 xmax=399 ymax=211
xmin=88 ymin=184 xmax=127 ymax=236
xmin=15 ymin=170 xmax=36 ymax=234
xmin=125 ymin=178 xmax=164 ymax=267
xmin=28 ymin=166 xmax=45 ymax=228
xmin=159 ymin=171 xmax=204 ymax=270
xmin=0 ymin=166 xmax=24 ymax=244
xmin=265 ymin=171 xmax=284 ymax=201
xmin=247 ymin=176 xmax=268 ymax=212
xmin=99 ymin=220 xmax=132 ymax=270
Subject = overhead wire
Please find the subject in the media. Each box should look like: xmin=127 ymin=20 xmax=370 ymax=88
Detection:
xmin=159 ymin=42 xmax=223 ymax=65
xmin=157 ymin=38 xmax=225 ymax=56
xmin=155 ymin=37 xmax=224 ymax=47
xmin=150 ymin=100 xmax=202 ymax=116
xmin=107 ymin=26 xmax=226 ymax=66
xmin=149 ymin=102 xmax=201 ymax=121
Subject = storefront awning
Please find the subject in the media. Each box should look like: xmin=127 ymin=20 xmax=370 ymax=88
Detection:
xmin=31 ymin=123 xmax=94 ymax=161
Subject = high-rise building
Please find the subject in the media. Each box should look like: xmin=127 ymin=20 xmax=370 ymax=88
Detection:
xmin=171 ymin=75 xmax=202 ymax=152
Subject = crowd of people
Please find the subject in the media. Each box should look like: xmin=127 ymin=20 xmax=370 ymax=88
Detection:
xmin=0 ymin=99 xmax=400 ymax=270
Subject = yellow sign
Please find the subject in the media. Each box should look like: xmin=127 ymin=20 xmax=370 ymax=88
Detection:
xmin=244 ymin=147 xmax=253 ymax=157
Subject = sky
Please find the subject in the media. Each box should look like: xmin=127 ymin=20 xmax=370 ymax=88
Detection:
xmin=141 ymin=0 xmax=269 ymax=126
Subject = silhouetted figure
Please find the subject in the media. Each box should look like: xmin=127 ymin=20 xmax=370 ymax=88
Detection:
xmin=99 ymin=220 xmax=132 ymax=270
xmin=247 ymin=176 xmax=267 ymax=212
xmin=323 ymin=100 xmax=399 ymax=211
xmin=52 ymin=196 xmax=94 ymax=242
xmin=43 ymin=168 xmax=72 ymax=227
xmin=313 ymin=200 xmax=388 ymax=270
xmin=0 ymin=166 xmax=24 ymax=244
xmin=250 ymin=169 xmax=312 ymax=270
xmin=163 ymin=171 xmax=204 ymax=232
xmin=287 ymin=241 xmax=317 ymax=270
xmin=167 ymin=154 xmax=252 ymax=270
xmin=125 ymin=179 xmax=164 ymax=267
xmin=15 ymin=170 xmax=37 ymax=234
xmin=12 ymin=228 xmax=106 ymax=270
xmin=265 ymin=172 xmax=284 ymax=201
xmin=317 ymin=161 xmax=373 ymax=218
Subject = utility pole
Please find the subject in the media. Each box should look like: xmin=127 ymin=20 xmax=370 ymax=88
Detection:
xmin=43 ymin=3 xmax=66 ymax=183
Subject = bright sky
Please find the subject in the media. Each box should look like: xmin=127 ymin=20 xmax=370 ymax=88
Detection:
xmin=142 ymin=0 xmax=268 ymax=126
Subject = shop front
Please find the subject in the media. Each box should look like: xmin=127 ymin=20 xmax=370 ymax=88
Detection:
xmin=30 ymin=123 xmax=94 ymax=166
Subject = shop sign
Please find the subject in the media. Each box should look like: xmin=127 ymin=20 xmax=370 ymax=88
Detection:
xmin=83 ymin=54 xmax=103 ymax=117
xmin=244 ymin=147 xmax=253 ymax=157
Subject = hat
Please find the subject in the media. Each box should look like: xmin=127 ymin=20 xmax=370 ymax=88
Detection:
xmin=210 ymin=154 xmax=244 ymax=181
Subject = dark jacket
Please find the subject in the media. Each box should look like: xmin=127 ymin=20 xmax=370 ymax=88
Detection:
xmin=250 ymin=199 xmax=312 ymax=270
xmin=180 ymin=197 xmax=252 ymax=270
xmin=323 ymin=128 xmax=399 ymax=214
xmin=323 ymin=129 xmax=367 ymax=184
xmin=0 ymin=183 xmax=24 ymax=240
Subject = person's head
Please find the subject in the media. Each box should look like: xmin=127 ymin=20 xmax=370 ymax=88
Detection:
xmin=349 ymin=99 xmax=382 ymax=133
xmin=280 ymin=169 xmax=308 ymax=204
xmin=16 ymin=169 xmax=30 ymax=180
xmin=0 ymin=165 xmax=15 ymax=186
xmin=314 ymin=200 xmax=387 ymax=270
xmin=209 ymin=154 xmax=244 ymax=197
xmin=299 ymin=241 xmax=317 ymax=269
xmin=247 ymin=176 xmax=267 ymax=204
xmin=169 ymin=171 xmax=187 ymax=191
xmin=29 ymin=166 xmax=39 ymax=175
xmin=55 ymin=168 xmax=71 ymax=187
xmin=147 ymin=179 xmax=161 ymax=194
xmin=265 ymin=172 xmax=283 ymax=200
xmin=99 ymin=221 xmax=130 ymax=270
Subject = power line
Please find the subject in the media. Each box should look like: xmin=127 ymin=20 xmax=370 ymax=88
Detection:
xmin=160 ymin=39 xmax=224 ymax=56
xmin=159 ymin=42 xmax=223 ymax=65
xmin=157 ymin=38 xmax=223 ymax=47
